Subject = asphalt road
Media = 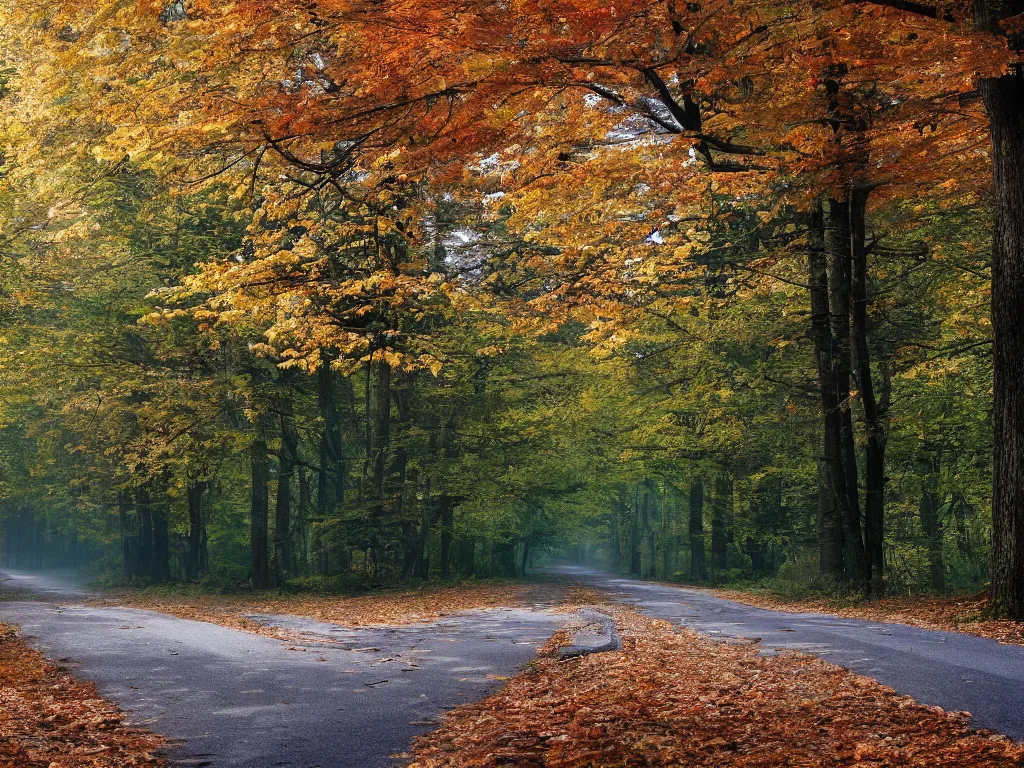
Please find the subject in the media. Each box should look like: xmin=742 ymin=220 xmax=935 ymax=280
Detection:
xmin=0 ymin=569 xmax=563 ymax=768
xmin=6 ymin=567 xmax=1024 ymax=767
xmin=550 ymin=565 xmax=1024 ymax=740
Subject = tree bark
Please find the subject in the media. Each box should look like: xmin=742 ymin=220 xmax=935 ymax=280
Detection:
xmin=151 ymin=496 xmax=171 ymax=583
xmin=440 ymin=497 xmax=454 ymax=579
xmin=296 ymin=464 xmax=310 ymax=576
xmin=317 ymin=359 xmax=343 ymax=519
xmin=118 ymin=491 xmax=137 ymax=582
xmin=809 ymin=202 xmax=846 ymax=579
xmin=919 ymin=462 xmax=946 ymax=593
xmin=827 ymin=197 xmax=867 ymax=586
xmin=610 ymin=498 xmax=622 ymax=571
xmin=186 ymin=481 xmax=209 ymax=581
xmin=138 ymin=486 xmax=153 ymax=582
xmin=711 ymin=473 xmax=731 ymax=570
xmin=629 ymin=486 xmax=641 ymax=576
xmin=689 ymin=476 xmax=708 ymax=580
xmin=850 ymin=187 xmax=887 ymax=594
xmin=250 ymin=414 xmax=271 ymax=590
xmin=977 ymin=0 xmax=1024 ymax=617
xmin=274 ymin=407 xmax=299 ymax=585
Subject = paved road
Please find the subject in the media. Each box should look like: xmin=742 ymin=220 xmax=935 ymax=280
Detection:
xmin=549 ymin=565 xmax=1024 ymax=740
xmin=0 ymin=569 xmax=563 ymax=768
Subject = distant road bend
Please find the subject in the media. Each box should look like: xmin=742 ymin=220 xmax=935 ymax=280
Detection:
xmin=2 ymin=566 xmax=1024 ymax=768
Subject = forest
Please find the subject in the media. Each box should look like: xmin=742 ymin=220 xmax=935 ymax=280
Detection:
xmin=0 ymin=0 xmax=1020 ymax=614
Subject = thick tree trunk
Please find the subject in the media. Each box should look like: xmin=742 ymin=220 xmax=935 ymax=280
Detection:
xmin=850 ymin=188 xmax=887 ymax=594
xmin=977 ymin=1 xmax=1024 ymax=616
xmin=689 ymin=476 xmax=707 ymax=580
xmin=711 ymin=473 xmax=731 ymax=570
xmin=250 ymin=414 xmax=271 ymax=590
xmin=274 ymin=407 xmax=299 ymax=585
xmin=827 ymin=197 xmax=867 ymax=586
xmin=519 ymin=538 xmax=531 ymax=577
xmin=809 ymin=202 xmax=846 ymax=579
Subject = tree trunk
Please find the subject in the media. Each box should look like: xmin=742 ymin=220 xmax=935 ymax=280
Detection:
xmin=827 ymin=197 xmax=867 ymax=586
xmin=643 ymin=481 xmax=655 ymax=578
xmin=440 ymin=497 xmax=454 ymax=579
xmin=370 ymin=360 xmax=392 ymax=506
xmin=850 ymin=188 xmax=887 ymax=594
xmin=250 ymin=414 xmax=271 ymax=590
xmin=317 ymin=358 xmax=343 ymax=520
xmin=152 ymin=497 xmax=170 ymax=583
xmin=977 ymin=0 xmax=1024 ymax=616
xmin=118 ymin=491 xmax=136 ymax=582
xmin=918 ymin=455 xmax=946 ymax=593
xmin=297 ymin=464 xmax=310 ymax=576
xmin=274 ymin=407 xmax=299 ymax=585
xmin=689 ymin=476 xmax=707 ymax=580
xmin=416 ymin=500 xmax=431 ymax=580
xmin=711 ymin=473 xmax=731 ymax=570
xmin=629 ymin=486 xmax=641 ymax=576
xmin=519 ymin=538 xmax=531 ymax=578
xmin=186 ymin=481 xmax=208 ymax=581
xmin=808 ymin=202 xmax=846 ymax=579
xmin=138 ymin=486 xmax=153 ymax=582
xmin=610 ymin=498 xmax=622 ymax=571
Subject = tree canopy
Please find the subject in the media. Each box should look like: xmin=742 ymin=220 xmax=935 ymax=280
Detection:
xmin=0 ymin=0 xmax=1021 ymax=613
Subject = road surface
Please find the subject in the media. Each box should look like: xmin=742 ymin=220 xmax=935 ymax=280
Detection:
xmin=0 ymin=569 xmax=563 ymax=767
xmin=551 ymin=565 xmax=1024 ymax=740
xmin=5 ymin=567 xmax=1024 ymax=768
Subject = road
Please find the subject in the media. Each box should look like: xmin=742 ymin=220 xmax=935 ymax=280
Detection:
xmin=550 ymin=565 xmax=1024 ymax=741
xmin=0 ymin=569 xmax=564 ymax=768
xmin=4 ymin=567 xmax=1024 ymax=767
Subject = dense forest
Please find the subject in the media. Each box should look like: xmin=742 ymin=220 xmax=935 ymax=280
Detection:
xmin=0 ymin=0 xmax=1019 ymax=611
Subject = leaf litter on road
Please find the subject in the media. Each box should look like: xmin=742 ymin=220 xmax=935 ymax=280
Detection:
xmin=409 ymin=607 xmax=1024 ymax=768
xmin=0 ymin=622 xmax=163 ymax=768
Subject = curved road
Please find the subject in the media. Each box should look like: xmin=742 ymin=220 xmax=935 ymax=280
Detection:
xmin=550 ymin=565 xmax=1024 ymax=741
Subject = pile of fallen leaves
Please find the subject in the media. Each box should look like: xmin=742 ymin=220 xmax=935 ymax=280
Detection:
xmin=409 ymin=609 xmax=1024 ymax=768
xmin=712 ymin=589 xmax=1024 ymax=646
xmin=94 ymin=581 xmax=561 ymax=637
xmin=0 ymin=623 xmax=163 ymax=768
